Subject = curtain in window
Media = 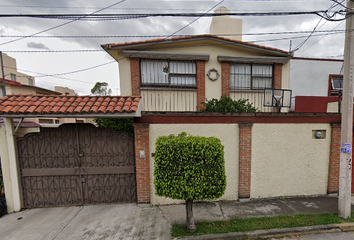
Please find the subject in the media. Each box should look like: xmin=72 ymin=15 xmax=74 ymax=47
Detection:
xmin=141 ymin=59 xmax=168 ymax=85
xmin=141 ymin=59 xmax=196 ymax=87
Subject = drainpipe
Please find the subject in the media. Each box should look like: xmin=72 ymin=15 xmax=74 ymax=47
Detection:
xmin=0 ymin=51 xmax=6 ymax=97
xmin=0 ymin=51 xmax=6 ymax=95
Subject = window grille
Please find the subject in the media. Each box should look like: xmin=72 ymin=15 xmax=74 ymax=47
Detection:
xmin=140 ymin=59 xmax=196 ymax=89
xmin=230 ymin=63 xmax=273 ymax=90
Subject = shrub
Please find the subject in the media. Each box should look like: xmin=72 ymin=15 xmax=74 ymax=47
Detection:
xmin=201 ymin=95 xmax=258 ymax=113
xmin=154 ymin=132 xmax=226 ymax=232
xmin=93 ymin=118 xmax=134 ymax=136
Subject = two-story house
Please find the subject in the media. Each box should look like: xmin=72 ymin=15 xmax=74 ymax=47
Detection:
xmin=101 ymin=35 xmax=292 ymax=112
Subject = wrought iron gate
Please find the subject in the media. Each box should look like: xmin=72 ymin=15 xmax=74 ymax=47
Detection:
xmin=17 ymin=123 xmax=136 ymax=208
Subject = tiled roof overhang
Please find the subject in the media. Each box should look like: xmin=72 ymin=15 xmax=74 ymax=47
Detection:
xmin=122 ymin=50 xmax=210 ymax=60
xmin=0 ymin=95 xmax=143 ymax=118
xmin=101 ymin=34 xmax=292 ymax=57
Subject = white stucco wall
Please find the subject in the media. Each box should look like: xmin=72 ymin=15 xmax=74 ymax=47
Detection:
xmin=289 ymin=59 xmax=343 ymax=97
xmin=149 ymin=124 xmax=239 ymax=205
xmin=251 ymin=123 xmax=331 ymax=198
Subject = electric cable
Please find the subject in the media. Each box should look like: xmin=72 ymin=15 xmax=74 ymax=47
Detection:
xmin=0 ymin=0 xmax=129 ymax=46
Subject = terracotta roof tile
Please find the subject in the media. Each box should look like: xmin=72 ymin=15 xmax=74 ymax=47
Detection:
xmin=0 ymin=95 xmax=141 ymax=116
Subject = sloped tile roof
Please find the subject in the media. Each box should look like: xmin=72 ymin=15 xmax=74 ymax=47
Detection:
xmin=101 ymin=34 xmax=290 ymax=56
xmin=0 ymin=95 xmax=141 ymax=115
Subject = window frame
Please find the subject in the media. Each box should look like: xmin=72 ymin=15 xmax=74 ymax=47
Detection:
xmin=230 ymin=63 xmax=274 ymax=91
xmin=328 ymin=74 xmax=343 ymax=96
xmin=10 ymin=73 xmax=17 ymax=82
xmin=140 ymin=58 xmax=197 ymax=89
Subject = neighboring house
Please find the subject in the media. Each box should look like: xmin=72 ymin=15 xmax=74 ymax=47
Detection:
xmin=288 ymin=57 xmax=344 ymax=112
xmin=101 ymin=35 xmax=292 ymax=112
xmin=0 ymin=53 xmax=35 ymax=88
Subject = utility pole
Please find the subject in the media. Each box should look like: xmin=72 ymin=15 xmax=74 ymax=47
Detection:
xmin=0 ymin=51 xmax=6 ymax=97
xmin=339 ymin=0 xmax=354 ymax=219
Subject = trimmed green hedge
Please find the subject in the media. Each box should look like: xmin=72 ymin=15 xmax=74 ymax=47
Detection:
xmin=154 ymin=132 xmax=226 ymax=201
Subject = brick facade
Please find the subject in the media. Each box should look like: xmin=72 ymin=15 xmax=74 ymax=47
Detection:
xmin=238 ymin=123 xmax=253 ymax=198
xmin=196 ymin=60 xmax=206 ymax=111
xmin=221 ymin=62 xmax=230 ymax=97
xmin=133 ymin=123 xmax=150 ymax=203
xmin=328 ymin=123 xmax=341 ymax=193
xmin=130 ymin=57 xmax=141 ymax=96
xmin=273 ymin=63 xmax=282 ymax=89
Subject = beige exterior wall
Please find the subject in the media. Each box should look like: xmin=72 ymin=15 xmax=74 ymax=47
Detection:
xmin=117 ymin=42 xmax=290 ymax=102
xmin=149 ymin=124 xmax=239 ymax=205
xmin=54 ymin=86 xmax=75 ymax=95
xmin=251 ymin=123 xmax=331 ymax=198
xmin=0 ymin=53 xmax=35 ymax=85
xmin=141 ymin=90 xmax=197 ymax=111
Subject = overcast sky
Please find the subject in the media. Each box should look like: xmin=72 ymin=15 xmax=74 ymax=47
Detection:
xmin=0 ymin=0 xmax=346 ymax=95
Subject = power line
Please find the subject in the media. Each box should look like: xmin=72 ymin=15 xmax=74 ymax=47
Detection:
xmin=0 ymin=0 xmax=334 ymax=9
xmin=0 ymin=11 xmax=347 ymax=21
xmin=299 ymin=21 xmax=344 ymax=54
xmin=0 ymin=0 xmax=129 ymax=46
xmin=291 ymin=0 xmax=344 ymax=52
xmin=11 ymin=0 xmax=225 ymax=79
xmin=0 ymin=29 xmax=348 ymax=39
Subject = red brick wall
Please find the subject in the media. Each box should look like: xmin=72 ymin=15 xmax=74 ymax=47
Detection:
xmin=238 ymin=123 xmax=253 ymax=198
xmin=133 ymin=123 xmax=150 ymax=203
xmin=328 ymin=123 xmax=341 ymax=193
xmin=197 ymin=60 xmax=206 ymax=111
xmin=273 ymin=63 xmax=282 ymax=89
xmin=130 ymin=57 xmax=141 ymax=96
xmin=221 ymin=62 xmax=230 ymax=97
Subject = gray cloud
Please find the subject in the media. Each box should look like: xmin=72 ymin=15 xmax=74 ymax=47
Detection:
xmin=27 ymin=42 xmax=50 ymax=50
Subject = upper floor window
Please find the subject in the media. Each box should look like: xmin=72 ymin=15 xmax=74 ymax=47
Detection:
xmin=10 ymin=73 xmax=16 ymax=81
xmin=28 ymin=77 xmax=34 ymax=86
xmin=140 ymin=59 xmax=196 ymax=88
xmin=329 ymin=74 xmax=343 ymax=96
xmin=230 ymin=63 xmax=273 ymax=90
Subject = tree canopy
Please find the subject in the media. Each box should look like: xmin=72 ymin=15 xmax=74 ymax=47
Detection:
xmin=91 ymin=82 xmax=112 ymax=96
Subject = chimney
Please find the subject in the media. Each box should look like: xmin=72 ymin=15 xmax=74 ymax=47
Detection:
xmin=210 ymin=6 xmax=242 ymax=41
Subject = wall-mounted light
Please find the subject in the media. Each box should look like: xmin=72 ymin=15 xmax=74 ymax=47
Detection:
xmin=313 ymin=130 xmax=326 ymax=139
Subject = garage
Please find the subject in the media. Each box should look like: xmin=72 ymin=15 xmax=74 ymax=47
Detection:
xmin=17 ymin=123 xmax=136 ymax=208
xmin=0 ymin=95 xmax=143 ymax=212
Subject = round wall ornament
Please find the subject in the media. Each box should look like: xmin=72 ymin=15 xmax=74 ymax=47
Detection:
xmin=207 ymin=68 xmax=220 ymax=81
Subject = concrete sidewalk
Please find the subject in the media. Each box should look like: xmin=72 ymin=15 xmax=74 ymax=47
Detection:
xmin=0 ymin=195 xmax=350 ymax=240
xmin=160 ymin=196 xmax=340 ymax=225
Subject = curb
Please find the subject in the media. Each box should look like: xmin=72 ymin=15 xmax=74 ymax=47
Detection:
xmin=176 ymin=223 xmax=354 ymax=240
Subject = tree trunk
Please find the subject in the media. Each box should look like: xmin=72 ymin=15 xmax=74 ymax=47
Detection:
xmin=186 ymin=199 xmax=196 ymax=232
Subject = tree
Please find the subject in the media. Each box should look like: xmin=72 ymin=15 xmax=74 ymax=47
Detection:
xmin=154 ymin=132 xmax=226 ymax=232
xmin=201 ymin=95 xmax=258 ymax=113
xmin=91 ymin=82 xmax=112 ymax=95
xmin=93 ymin=118 xmax=134 ymax=136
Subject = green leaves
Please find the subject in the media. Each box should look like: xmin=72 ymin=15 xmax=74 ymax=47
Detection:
xmin=91 ymin=82 xmax=112 ymax=96
xmin=200 ymin=95 xmax=258 ymax=113
xmin=154 ymin=132 xmax=226 ymax=201
xmin=93 ymin=118 xmax=134 ymax=136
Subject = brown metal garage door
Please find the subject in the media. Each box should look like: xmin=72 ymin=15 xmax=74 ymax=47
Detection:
xmin=17 ymin=123 xmax=136 ymax=208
